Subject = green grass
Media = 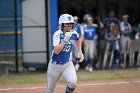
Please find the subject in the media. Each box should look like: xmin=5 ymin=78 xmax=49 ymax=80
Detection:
xmin=0 ymin=72 xmax=46 ymax=85
xmin=77 ymin=69 xmax=140 ymax=81
xmin=0 ymin=69 xmax=140 ymax=85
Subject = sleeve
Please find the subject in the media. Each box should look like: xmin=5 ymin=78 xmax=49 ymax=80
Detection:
xmin=120 ymin=22 xmax=125 ymax=31
xmin=53 ymin=32 xmax=60 ymax=46
xmin=73 ymin=30 xmax=79 ymax=40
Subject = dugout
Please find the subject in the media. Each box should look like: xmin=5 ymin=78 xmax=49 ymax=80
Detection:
xmin=58 ymin=0 xmax=140 ymax=25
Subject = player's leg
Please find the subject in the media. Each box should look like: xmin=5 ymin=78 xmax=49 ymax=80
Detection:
xmin=120 ymin=38 xmax=127 ymax=68
xmin=84 ymin=40 xmax=89 ymax=70
xmin=88 ymin=40 xmax=94 ymax=72
xmin=44 ymin=63 xmax=62 ymax=93
xmin=62 ymin=62 xmax=77 ymax=93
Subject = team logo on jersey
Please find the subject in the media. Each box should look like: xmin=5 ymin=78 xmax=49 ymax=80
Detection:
xmin=68 ymin=16 xmax=71 ymax=21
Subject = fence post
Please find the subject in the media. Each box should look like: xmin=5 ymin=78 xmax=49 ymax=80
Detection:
xmin=14 ymin=0 xmax=19 ymax=72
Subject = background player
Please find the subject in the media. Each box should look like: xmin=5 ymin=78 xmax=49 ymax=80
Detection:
xmin=120 ymin=15 xmax=132 ymax=68
xmin=83 ymin=15 xmax=98 ymax=72
xmin=44 ymin=14 xmax=84 ymax=93
xmin=103 ymin=10 xmax=120 ymax=69
xmin=135 ymin=23 xmax=140 ymax=40
xmin=73 ymin=16 xmax=84 ymax=71
xmin=135 ymin=23 xmax=140 ymax=70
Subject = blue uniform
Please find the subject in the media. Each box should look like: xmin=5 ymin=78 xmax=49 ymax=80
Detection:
xmin=120 ymin=22 xmax=131 ymax=37
xmin=51 ymin=29 xmax=79 ymax=64
xmin=105 ymin=30 xmax=119 ymax=49
xmin=104 ymin=18 xmax=120 ymax=49
xmin=104 ymin=18 xmax=120 ymax=32
xmin=74 ymin=23 xmax=84 ymax=36
xmin=83 ymin=24 xmax=98 ymax=40
xmin=83 ymin=24 xmax=98 ymax=68
xmin=103 ymin=18 xmax=120 ymax=67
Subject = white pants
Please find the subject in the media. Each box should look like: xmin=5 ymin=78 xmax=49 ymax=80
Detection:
xmin=44 ymin=61 xmax=77 ymax=93
xmin=84 ymin=39 xmax=96 ymax=60
xmin=120 ymin=37 xmax=131 ymax=54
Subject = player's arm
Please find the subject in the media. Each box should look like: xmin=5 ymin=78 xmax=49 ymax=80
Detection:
xmin=120 ymin=22 xmax=131 ymax=34
xmin=75 ymin=39 xmax=84 ymax=62
xmin=75 ymin=38 xmax=82 ymax=50
xmin=125 ymin=24 xmax=132 ymax=33
xmin=120 ymin=23 xmax=127 ymax=34
xmin=78 ymin=25 xmax=84 ymax=45
xmin=135 ymin=32 xmax=139 ymax=40
xmin=75 ymin=32 xmax=84 ymax=62
xmin=53 ymin=32 xmax=71 ymax=55
xmin=54 ymin=42 xmax=66 ymax=55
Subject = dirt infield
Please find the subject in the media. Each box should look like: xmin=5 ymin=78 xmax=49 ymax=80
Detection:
xmin=0 ymin=79 xmax=140 ymax=93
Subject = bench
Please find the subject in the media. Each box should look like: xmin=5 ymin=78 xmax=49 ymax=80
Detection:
xmin=0 ymin=61 xmax=15 ymax=75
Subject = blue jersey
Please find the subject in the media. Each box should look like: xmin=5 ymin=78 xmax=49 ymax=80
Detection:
xmin=120 ymin=22 xmax=131 ymax=37
xmin=83 ymin=24 xmax=98 ymax=40
xmin=51 ymin=29 xmax=79 ymax=64
xmin=105 ymin=29 xmax=120 ymax=49
xmin=74 ymin=23 xmax=84 ymax=36
xmin=137 ymin=23 xmax=140 ymax=33
xmin=104 ymin=18 xmax=120 ymax=32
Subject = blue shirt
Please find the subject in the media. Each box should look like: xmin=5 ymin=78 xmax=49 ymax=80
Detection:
xmin=104 ymin=18 xmax=120 ymax=32
xmin=74 ymin=23 xmax=84 ymax=36
xmin=120 ymin=22 xmax=131 ymax=37
xmin=104 ymin=18 xmax=120 ymax=49
xmin=51 ymin=29 xmax=79 ymax=64
xmin=105 ymin=31 xmax=119 ymax=49
xmin=83 ymin=24 xmax=98 ymax=40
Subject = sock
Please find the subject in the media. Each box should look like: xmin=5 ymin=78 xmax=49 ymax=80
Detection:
xmin=65 ymin=86 xmax=75 ymax=93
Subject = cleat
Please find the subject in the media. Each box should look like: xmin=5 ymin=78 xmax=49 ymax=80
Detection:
xmin=88 ymin=67 xmax=93 ymax=72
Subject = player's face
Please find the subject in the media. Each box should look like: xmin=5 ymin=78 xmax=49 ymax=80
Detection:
xmin=74 ymin=19 xmax=78 ymax=23
xmin=63 ymin=23 xmax=73 ymax=32
xmin=109 ymin=11 xmax=115 ymax=18
xmin=87 ymin=19 xmax=93 ymax=25
xmin=123 ymin=17 xmax=128 ymax=22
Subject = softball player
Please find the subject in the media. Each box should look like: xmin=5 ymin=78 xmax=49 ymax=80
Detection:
xmin=83 ymin=16 xmax=98 ymax=72
xmin=135 ymin=23 xmax=140 ymax=70
xmin=73 ymin=16 xmax=84 ymax=71
xmin=120 ymin=15 xmax=132 ymax=68
xmin=103 ymin=10 xmax=120 ymax=69
xmin=44 ymin=14 xmax=84 ymax=93
xmin=135 ymin=23 xmax=140 ymax=39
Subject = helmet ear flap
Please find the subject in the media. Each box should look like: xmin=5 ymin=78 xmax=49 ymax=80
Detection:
xmin=61 ymin=23 xmax=64 ymax=30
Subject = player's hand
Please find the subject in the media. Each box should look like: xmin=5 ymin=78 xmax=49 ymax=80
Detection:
xmin=64 ymin=32 xmax=72 ymax=42
xmin=135 ymin=35 xmax=139 ymax=40
xmin=77 ymin=50 xmax=84 ymax=62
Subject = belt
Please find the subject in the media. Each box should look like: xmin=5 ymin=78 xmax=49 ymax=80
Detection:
xmin=51 ymin=61 xmax=68 ymax=65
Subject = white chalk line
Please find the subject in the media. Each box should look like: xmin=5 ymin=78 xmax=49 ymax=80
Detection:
xmin=0 ymin=81 xmax=140 ymax=91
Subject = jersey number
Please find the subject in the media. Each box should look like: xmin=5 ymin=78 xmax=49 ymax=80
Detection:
xmin=63 ymin=45 xmax=71 ymax=52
